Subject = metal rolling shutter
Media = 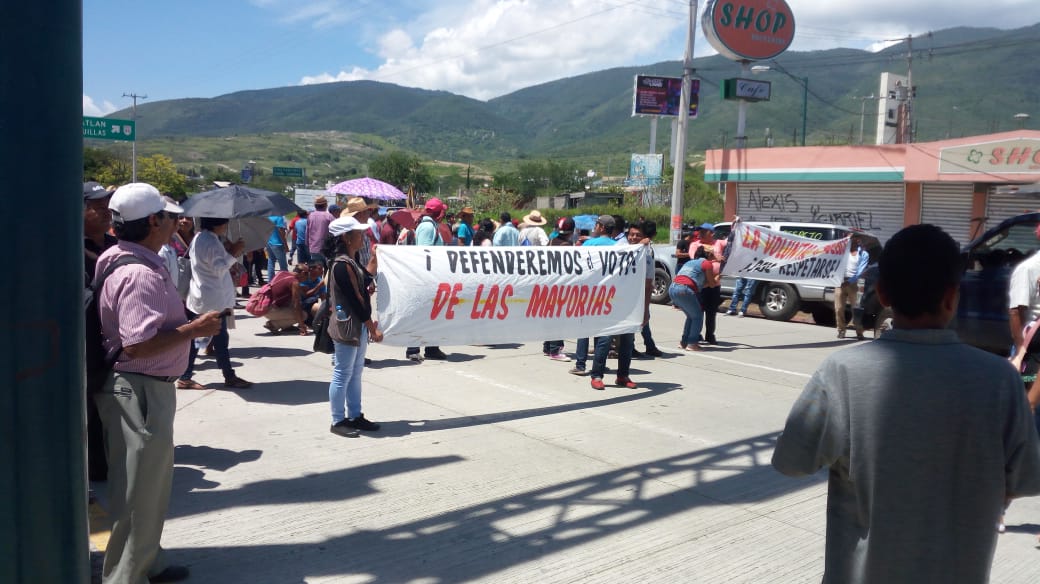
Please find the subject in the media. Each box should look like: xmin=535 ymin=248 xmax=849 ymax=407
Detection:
xmin=987 ymin=191 xmax=1040 ymax=228
xmin=920 ymin=183 xmax=975 ymax=244
xmin=735 ymin=182 xmax=905 ymax=242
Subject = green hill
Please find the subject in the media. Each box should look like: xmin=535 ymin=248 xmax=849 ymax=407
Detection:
xmin=104 ymin=23 xmax=1040 ymax=172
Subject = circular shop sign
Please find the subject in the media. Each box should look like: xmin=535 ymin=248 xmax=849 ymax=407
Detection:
xmin=702 ymin=0 xmax=796 ymax=62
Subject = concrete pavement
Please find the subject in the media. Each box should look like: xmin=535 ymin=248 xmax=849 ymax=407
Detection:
xmin=90 ymin=301 xmax=1040 ymax=583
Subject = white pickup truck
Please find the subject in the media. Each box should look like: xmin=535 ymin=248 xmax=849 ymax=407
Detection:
xmin=650 ymin=222 xmax=879 ymax=323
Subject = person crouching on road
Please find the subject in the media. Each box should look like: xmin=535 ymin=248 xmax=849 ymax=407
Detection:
xmin=324 ymin=216 xmax=384 ymax=437
xmin=262 ymin=264 xmax=311 ymax=335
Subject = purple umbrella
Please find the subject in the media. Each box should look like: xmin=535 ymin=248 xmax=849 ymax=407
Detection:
xmin=328 ymin=177 xmax=407 ymax=201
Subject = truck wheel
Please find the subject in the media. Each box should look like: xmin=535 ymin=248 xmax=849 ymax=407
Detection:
xmin=759 ymin=283 xmax=800 ymax=321
xmin=651 ymin=267 xmax=671 ymax=304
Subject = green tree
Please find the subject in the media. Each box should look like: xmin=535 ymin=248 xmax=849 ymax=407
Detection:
xmin=83 ymin=147 xmax=119 ymax=181
xmin=368 ymin=151 xmax=433 ymax=193
xmin=137 ymin=154 xmax=187 ymax=197
xmin=93 ymin=153 xmax=188 ymax=197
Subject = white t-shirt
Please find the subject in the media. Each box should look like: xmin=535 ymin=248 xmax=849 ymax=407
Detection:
xmin=1008 ymin=250 xmax=1040 ymax=321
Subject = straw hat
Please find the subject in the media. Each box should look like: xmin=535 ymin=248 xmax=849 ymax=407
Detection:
xmin=522 ymin=210 xmax=547 ymax=226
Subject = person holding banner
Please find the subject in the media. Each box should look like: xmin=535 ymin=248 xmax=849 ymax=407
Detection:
xmin=326 ymin=216 xmax=384 ymax=438
xmin=670 ymin=246 xmax=710 ymax=352
xmin=836 ymin=235 xmax=869 ymax=340
xmin=406 ymin=198 xmax=449 ymax=361
xmin=582 ymin=216 xmax=638 ymax=390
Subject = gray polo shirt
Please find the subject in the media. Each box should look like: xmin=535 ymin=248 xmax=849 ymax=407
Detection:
xmin=773 ymin=328 xmax=1040 ymax=584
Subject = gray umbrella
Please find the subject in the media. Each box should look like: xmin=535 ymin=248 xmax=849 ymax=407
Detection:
xmin=264 ymin=192 xmax=304 ymax=216
xmin=180 ymin=185 xmax=274 ymax=218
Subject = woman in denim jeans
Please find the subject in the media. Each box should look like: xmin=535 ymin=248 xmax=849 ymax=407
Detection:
xmin=324 ymin=217 xmax=384 ymax=438
xmin=669 ymin=246 xmax=711 ymax=352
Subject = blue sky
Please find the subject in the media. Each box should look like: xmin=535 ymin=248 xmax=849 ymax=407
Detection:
xmin=84 ymin=0 xmax=1040 ymax=116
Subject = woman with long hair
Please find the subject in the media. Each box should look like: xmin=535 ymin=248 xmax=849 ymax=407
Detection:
xmin=324 ymin=217 xmax=384 ymax=437
xmin=669 ymin=246 xmax=711 ymax=352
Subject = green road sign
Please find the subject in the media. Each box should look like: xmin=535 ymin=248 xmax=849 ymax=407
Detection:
xmin=83 ymin=116 xmax=135 ymax=141
xmin=273 ymin=166 xmax=304 ymax=178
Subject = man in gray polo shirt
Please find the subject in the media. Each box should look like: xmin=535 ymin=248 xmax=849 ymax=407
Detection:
xmin=773 ymin=224 xmax=1040 ymax=583
xmin=95 ymin=183 xmax=222 ymax=583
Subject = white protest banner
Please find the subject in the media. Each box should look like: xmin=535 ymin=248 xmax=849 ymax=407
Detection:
xmin=722 ymin=222 xmax=850 ymax=287
xmin=375 ymin=244 xmax=647 ymax=346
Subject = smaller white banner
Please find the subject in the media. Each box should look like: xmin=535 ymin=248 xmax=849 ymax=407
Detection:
xmin=376 ymin=245 xmax=648 ymax=346
xmin=722 ymin=222 xmax=850 ymax=287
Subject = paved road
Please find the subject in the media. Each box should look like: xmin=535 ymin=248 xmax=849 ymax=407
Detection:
xmin=92 ymin=302 xmax=1040 ymax=583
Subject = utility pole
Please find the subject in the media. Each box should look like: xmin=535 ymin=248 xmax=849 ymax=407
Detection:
xmin=669 ymin=0 xmax=697 ymax=244
xmin=856 ymin=95 xmax=877 ymax=144
xmin=122 ymin=91 xmax=147 ymax=181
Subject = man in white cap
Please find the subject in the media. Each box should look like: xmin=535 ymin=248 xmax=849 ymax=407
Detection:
xmin=94 ymin=183 xmax=223 ymax=584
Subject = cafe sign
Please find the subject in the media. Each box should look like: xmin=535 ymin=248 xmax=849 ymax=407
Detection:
xmin=702 ymin=0 xmax=796 ymax=62
xmin=939 ymin=138 xmax=1040 ymax=174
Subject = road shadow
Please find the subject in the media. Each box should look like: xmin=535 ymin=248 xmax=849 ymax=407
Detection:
xmin=234 ymin=379 xmax=330 ymax=406
xmin=370 ymin=383 xmax=682 ymax=438
xmin=753 ymin=339 xmax=858 ymax=350
xmin=168 ymin=455 xmax=464 ymax=520
xmin=175 ymin=444 xmax=263 ymax=471
xmin=169 ymin=432 xmax=823 ymax=582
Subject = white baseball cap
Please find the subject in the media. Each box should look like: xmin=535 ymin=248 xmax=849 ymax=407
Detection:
xmin=328 ymin=216 xmax=370 ymax=237
xmin=109 ymin=183 xmax=184 ymax=222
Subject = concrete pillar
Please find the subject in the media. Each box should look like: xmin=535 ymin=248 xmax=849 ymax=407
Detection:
xmin=0 ymin=2 xmax=89 ymax=583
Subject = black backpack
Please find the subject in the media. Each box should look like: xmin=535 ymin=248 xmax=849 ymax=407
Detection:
xmin=85 ymin=255 xmax=143 ymax=394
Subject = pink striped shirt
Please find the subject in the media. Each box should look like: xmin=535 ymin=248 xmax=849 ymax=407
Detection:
xmin=95 ymin=241 xmax=190 ymax=377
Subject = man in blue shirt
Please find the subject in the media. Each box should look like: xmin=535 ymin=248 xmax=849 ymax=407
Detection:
xmin=456 ymin=207 xmax=475 ymax=246
xmin=579 ymin=215 xmax=637 ymax=390
xmin=492 ymin=212 xmax=520 ymax=246
xmin=267 ymin=214 xmax=289 ymax=282
xmin=836 ymin=234 xmax=869 ymax=340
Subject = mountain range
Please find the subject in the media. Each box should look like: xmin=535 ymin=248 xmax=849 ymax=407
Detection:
xmin=110 ymin=23 xmax=1040 ymax=169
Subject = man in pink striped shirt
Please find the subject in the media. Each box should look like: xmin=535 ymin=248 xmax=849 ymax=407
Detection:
xmin=94 ymin=183 xmax=221 ymax=584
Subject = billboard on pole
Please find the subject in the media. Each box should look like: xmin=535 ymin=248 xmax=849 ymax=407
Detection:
xmin=632 ymin=75 xmax=699 ymax=118
xmin=625 ymin=154 xmax=664 ymax=188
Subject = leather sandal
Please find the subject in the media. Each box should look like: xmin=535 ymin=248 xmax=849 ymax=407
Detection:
xmin=175 ymin=379 xmax=208 ymax=390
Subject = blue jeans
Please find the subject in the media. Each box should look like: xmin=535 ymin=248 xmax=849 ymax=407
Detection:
xmin=295 ymin=242 xmax=310 ymax=265
xmin=181 ymin=312 xmax=234 ymax=380
xmin=329 ymin=334 xmax=368 ymax=424
xmin=266 ymin=243 xmax=288 ymax=282
xmin=730 ymin=278 xmax=758 ymax=314
xmin=641 ymin=322 xmax=658 ymax=351
xmin=670 ymin=284 xmax=704 ymax=347
xmin=574 ymin=337 xmax=590 ymax=370
xmin=591 ymin=333 xmax=633 ymax=379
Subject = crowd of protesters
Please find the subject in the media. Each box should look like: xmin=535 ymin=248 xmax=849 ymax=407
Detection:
xmin=83 ymin=179 xmax=1040 ymax=583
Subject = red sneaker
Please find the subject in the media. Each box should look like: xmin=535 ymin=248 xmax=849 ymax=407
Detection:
xmin=615 ymin=376 xmax=637 ymax=389
xmin=590 ymin=378 xmax=606 ymax=390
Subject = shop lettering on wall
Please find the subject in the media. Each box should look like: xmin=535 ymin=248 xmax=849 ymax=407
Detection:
xmin=809 ymin=205 xmax=881 ymax=230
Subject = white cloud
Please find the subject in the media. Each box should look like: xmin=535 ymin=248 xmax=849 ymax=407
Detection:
xmin=83 ymin=95 xmax=118 ymax=117
xmin=298 ymin=0 xmax=686 ymax=100
xmin=292 ymin=0 xmax=1040 ymax=100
